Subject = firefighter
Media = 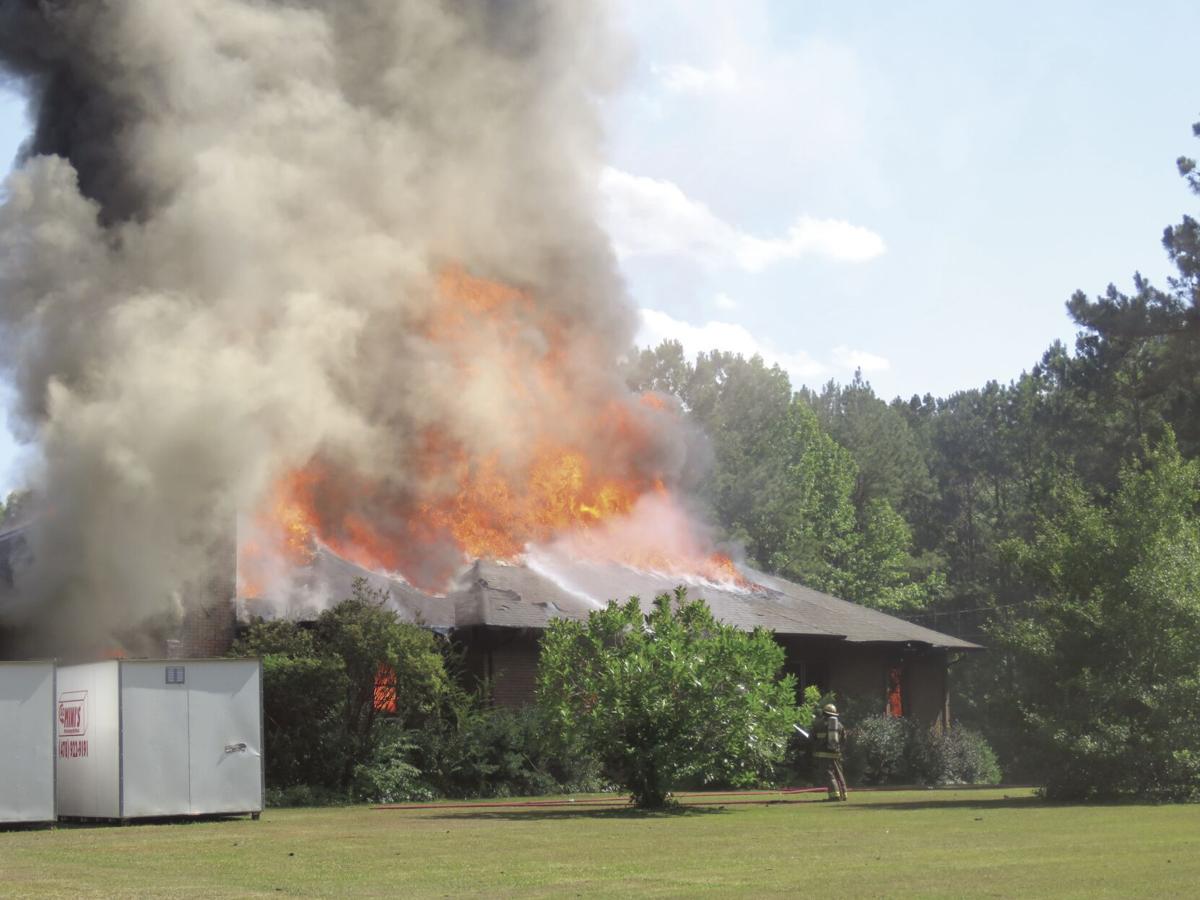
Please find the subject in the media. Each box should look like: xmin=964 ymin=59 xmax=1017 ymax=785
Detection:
xmin=812 ymin=703 xmax=848 ymax=801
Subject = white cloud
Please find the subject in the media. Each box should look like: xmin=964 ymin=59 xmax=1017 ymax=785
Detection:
xmin=637 ymin=308 xmax=826 ymax=386
xmin=713 ymin=292 xmax=738 ymax=311
xmin=611 ymin=2 xmax=871 ymax=181
xmin=831 ymin=345 xmax=891 ymax=374
xmin=637 ymin=309 xmax=893 ymax=387
xmin=601 ymin=167 xmax=885 ymax=271
xmin=739 ymin=219 xmax=887 ymax=268
xmin=651 ymin=61 xmax=739 ymax=95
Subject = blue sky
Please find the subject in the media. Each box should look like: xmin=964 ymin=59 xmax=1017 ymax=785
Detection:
xmin=1 ymin=1 xmax=1198 ymax=492
xmin=0 ymin=86 xmax=28 ymax=495
xmin=605 ymin=0 xmax=1200 ymax=399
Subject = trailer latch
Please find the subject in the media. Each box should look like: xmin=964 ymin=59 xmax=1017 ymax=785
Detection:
xmin=224 ymin=742 xmax=248 ymax=754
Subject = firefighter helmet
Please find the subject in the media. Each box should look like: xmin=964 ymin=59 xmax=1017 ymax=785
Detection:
xmin=822 ymin=703 xmax=838 ymax=716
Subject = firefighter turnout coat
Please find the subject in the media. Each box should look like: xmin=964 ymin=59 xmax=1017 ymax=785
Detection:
xmin=812 ymin=713 xmax=844 ymax=759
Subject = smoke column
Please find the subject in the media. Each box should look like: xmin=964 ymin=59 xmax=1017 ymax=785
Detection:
xmin=0 ymin=1 xmax=685 ymax=649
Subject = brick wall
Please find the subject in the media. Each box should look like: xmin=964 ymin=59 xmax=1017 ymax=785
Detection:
xmin=172 ymin=531 xmax=238 ymax=657
xmin=172 ymin=597 xmax=237 ymax=658
xmin=489 ymin=636 xmax=540 ymax=708
xmin=905 ymin=651 xmax=950 ymax=730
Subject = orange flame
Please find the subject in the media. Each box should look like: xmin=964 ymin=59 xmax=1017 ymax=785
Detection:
xmin=374 ymin=664 xmax=398 ymax=714
xmin=241 ymin=267 xmax=739 ymax=595
xmin=238 ymin=470 xmax=321 ymax=598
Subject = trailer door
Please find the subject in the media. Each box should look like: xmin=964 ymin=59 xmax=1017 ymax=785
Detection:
xmin=186 ymin=661 xmax=263 ymax=815
xmin=0 ymin=662 xmax=56 ymax=823
xmin=121 ymin=662 xmax=192 ymax=818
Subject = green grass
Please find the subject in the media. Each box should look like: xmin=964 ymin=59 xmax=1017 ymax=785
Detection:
xmin=2 ymin=789 xmax=1198 ymax=898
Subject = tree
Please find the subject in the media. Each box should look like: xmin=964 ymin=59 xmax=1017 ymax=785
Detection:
xmin=233 ymin=578 xmax=456 ymax=789
xmin=626 ymin=344 xmax=939 ymax=611
xmin=1064 ymin=119 xmax=1200 ymax=461
xmin=995 ymin=432 xmax=1200 ymax=800
xmin=230 ymin=618 xmax=349 ymax=788
xmin=803 ymin=371 xmax=934 ymax=517
xmin=313 ymin=583 xmax=455 ymax=783
xmin=0 ymin=489 xmax=32 ymax=527
xmin=537 ymin=588 xmax=808 ymax=808
xmin=754 ymin=403 xmax=939 ymax=612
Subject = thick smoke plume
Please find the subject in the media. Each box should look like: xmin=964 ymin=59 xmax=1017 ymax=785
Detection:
xmin=0 ymin=0 xmax=689 ymax=650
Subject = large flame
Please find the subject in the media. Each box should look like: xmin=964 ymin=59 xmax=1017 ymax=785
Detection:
xmin=241 ymin=268 xmax=738 ymax=595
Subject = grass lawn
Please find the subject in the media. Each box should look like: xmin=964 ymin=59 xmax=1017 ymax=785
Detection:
xmin=2 ymin=788 xmax=1198 ymax=898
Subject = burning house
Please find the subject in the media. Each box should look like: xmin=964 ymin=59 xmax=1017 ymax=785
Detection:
xmin=270 ymin=546 xmax=980 ymax=729
xmin=0 ymin=0 xmax=978 ymax=731
xmin=2 ymin=514 xmax=979 ymax=729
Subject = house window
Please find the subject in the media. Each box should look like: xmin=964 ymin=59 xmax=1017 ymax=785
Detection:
xmin=886 ymin=665 xmax=904 ymax=717
xmin=373 ymin=664 xmax=397 ymax=713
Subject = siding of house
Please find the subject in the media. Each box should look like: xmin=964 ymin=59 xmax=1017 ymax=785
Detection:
xmin=488 ymin=636 xmax=540 ymax=708
xmin=824 ymin=644 xmax=950 ymax=730
xmin=457 ymin=627 xmax=542 ymax=709
xmin=904 ymin=650 xmax=950 ymax=730
xmin=458 ymin=629 xmax=952 ymax=730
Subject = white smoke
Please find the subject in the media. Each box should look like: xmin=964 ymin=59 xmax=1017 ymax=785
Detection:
xmin=0 ymin=1 xmax=664 ymax=647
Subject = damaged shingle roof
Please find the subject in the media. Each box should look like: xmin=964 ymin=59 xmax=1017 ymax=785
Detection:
xmin=300 ymin=548 xmax=456 ymax=629
xmin=312 ymin=552 xmax=980 ymax=651
xmin=450 ymin=559 xmax=845 ymax=637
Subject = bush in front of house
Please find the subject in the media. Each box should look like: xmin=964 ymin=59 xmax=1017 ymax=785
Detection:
xmin=232 ymin=578 xmax=458 ymax=795
xmin=353 ymin=704 xmax=606 ymax=803
xmin=351 ymin=723 xmax=437 ymax=804
xmin=237 ymin=579 xmax=606 ymax=805
xmin=845 ymin=714 xmax=1003 ymax=786
xmin=844 ymin=714 xmax=917 ymax=785
xmin=537 ymin=589 xmax=802 ymax=809
xmin=914 ymin=724 xmax=1002 ymax=785
xmin=416 ymin=702 xmax=606 ymax=799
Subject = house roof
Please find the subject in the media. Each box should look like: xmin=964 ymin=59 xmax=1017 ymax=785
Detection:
xmin=313 ymin=552 xmax=981 ymax=651
xmin=0 ymin=516 xmax=980 ymax=651
xmin=450 ymin=559 xmax=844 ymax=638
xmin=300 ymin=548 xmax=456 ymax=629
xmin=742 ymin=568 xmax=982 ymax=650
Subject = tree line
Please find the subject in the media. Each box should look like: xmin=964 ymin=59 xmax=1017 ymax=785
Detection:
xmin=625 ymin=118 xmax=1200 ymax=801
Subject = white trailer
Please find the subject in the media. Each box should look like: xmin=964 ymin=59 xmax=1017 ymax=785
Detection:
xmin=55 ymin=658 xmax=263 ymax=821
xmin=0 ymin=660 xmax=56 ymax=825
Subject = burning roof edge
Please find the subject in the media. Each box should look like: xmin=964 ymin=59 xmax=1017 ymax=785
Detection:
xmin=249 ymin=551 xmax=981 ymax=651
xmin=1 ymin=522 xmax=979 ymax=651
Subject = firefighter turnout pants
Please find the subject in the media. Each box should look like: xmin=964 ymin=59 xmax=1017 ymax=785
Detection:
xmin=816 ymin=755 xmax=847 ymax=800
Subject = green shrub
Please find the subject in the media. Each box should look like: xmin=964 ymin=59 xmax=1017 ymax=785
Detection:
xmin=232 ymin=578 xmax=457 ymax=792
xmin=257 ymin=655 xmax=351 ymax=788
xmin=235 ymin=578 xmax=609 ymax=802
xmin=844 ymin=715 xmax=916 ymax=785
xmin=538 ymin=589 xmax=800 ymax=808
xmin=845 ymin=715 xmax=1002 ymax=786
xmin=352 ymin=756 xmax=436 ymax=804
xmin=351 ymin=723 xmax=437 ymax=803
xmin=412 ymin=703 xmax=605 ymax=799
xmin=916 ymin=725 xmax=1002 ymax=785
